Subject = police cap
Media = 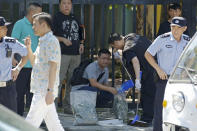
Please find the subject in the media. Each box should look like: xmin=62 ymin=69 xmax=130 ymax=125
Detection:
xmin=0 ymin=16 xmax=11 ymax=26
xmin=171 ymin=17 xmax=187 ymax=27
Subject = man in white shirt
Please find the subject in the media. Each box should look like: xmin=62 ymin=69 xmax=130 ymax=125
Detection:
xmin=25 ymin=12 xmax=64 ymax=131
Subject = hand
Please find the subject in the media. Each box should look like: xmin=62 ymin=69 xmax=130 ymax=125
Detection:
xmin=109 ymin=87 xmax=118 ymax=95
xmin=45 ymin=91 xmax=54 ymax=105
xmin=135 ymin=79 xmax=141 ymax=90
xmin=113 ymin=51 xmax=121 ymax=59
xmin=156 ymin=68 xmax=168 ymax=80
xmin=62 ymin=38 xmax=72 ymax=46
xmin=11 ymin=68 xmax=20 ymax=81
xmin=24 ymin=36 xmax=31 ymax=49
xmin=79 ymin=44 xmax=84 ymax=54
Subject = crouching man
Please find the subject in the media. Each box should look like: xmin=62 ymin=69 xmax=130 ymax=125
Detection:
xmin=70 ymin=49 xmax=117 ymax=125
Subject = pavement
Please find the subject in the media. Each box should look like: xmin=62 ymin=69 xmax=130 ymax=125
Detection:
xmin=58 ymin=113 xmax=153 ymax=131
xmin=41 ymin=108 xmax=153 ymax=131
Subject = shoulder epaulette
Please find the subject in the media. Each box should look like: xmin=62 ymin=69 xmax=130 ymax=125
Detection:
xmin=160 ymin=33 xmax=170 ymax=38
xmin=183 ymin=35 xmax=190 ymax=41
xmin=5 ymin=38 xmax=16 ymax=43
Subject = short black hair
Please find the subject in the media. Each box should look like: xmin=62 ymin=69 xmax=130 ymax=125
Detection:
xmin=59 ymin=0 xmax=72 ymax=4
xmin=33 ymin=12 xmax=52 ymax=29
xmin=168 ymin=3 xmax=181 ymax=10
xmin=98 ymin=49 xmax=111 ymax=57
xmin=27 ymin=2 xmax=42 ymax=15
xmin=108 ymin=33 xmax=122 ymax=44
xmin=28 ymin=2 xmax=42 ymax=8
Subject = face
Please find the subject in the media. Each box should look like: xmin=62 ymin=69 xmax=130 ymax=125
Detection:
xmin=171 ymin=25 xmax=187 ymax=41
xmin=98 ymin=53 xmax=111 ymax=69
xmin=32 ymin=18 xmax=44 ymax=36
xmin=60 ymin=0 xmax=72 ymax=15
xmin=31 ymin=7 xmax=42 ymax=17
xmin=29 ymin=7 xmax=42 ymax=23
xmin=0 ymin=26 xmax=7 ymax=38
xmin=168 ymin=9 xmax=181 ymax=19
xmin=111 ymin=39 xmax=124 ymax=50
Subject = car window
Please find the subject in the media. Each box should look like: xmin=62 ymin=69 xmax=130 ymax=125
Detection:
xmin=171 ymin=32 xmax=197 ymax=83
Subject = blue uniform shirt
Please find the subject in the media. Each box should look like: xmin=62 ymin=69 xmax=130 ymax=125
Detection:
xmin=147 ymin=32 xmax=190 ymax=75
xmin=0 ymin=36 xmax=27 ymax=81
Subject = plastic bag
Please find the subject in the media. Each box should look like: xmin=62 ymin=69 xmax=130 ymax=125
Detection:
xmin=113 ymin=92 xmax=128 ymax=123
xmin=70 ymin=90 xmax=98 ymax=125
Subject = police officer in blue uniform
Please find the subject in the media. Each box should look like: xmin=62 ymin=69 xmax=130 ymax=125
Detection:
xmin=0 ymin=16 xmax=28 ymax=112
xmin=145 ymin=17 xmax=190 ymax=131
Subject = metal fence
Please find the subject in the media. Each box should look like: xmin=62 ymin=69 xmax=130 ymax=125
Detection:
xmin=0 ymin=0 xmax=197 ymax=107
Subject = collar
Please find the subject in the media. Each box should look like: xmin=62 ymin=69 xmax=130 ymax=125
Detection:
xmin=23 ymin=17 xmax=31 ymax=25
xmin=39 ymin=31 xmax=53 ymax=43
xmin=170 ymin=32 xmax=175 ymax=41
xmin=170 ymin=32 xmax=184 ymax=42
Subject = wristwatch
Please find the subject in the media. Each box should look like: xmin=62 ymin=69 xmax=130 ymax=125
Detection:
xmin=47 ymin=88 xmax=54 ymax=92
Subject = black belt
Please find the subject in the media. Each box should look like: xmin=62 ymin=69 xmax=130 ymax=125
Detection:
xmin=0 ymin=80 xmax=13 ymax=87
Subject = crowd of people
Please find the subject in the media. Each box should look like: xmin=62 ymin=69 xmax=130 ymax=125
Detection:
xmin=0 ymin=0 xmax=192 ymax=131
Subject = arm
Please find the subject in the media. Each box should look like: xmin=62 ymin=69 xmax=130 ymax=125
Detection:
xmin=16 ymin=56 xmax=28 ymax=69
xmin=144 ymin=51 xmax=168 ymax=80
xmin=27 ymin=47 xmax=35 ymax=66
xmin=56 ymin=36 xmax=72 ymax=46
xmin=25 ymin=37 xmax=35 ymax=66
xmin=48 ymin=61 xmax=57 ymax=90
xmin=45 ymin=61 xmax=57 ymax=105
xmin=12 ymin=55 xmax=28 ymax=81
xmin=89 ymin=79 xmax=117 ymax=95
xmin=131 ymin=56 xmax=140 ymax=80
xmin=131 ymin=56 xmax=141 ymax=90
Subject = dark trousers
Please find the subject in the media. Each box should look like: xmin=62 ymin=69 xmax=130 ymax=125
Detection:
xmin=16 ymin=68 xmax=33 ymax=116
xmin=0 ymin=83 xmax=17 ymax=112
xmin=140 ymin=74 xmax=156 ymax=123
xmin=153 ymin=79 xmax=167 ymax=131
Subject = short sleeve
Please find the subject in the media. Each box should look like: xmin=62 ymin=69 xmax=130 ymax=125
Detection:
xmin=123 ymin=50 xmax=137 ymax=62
xmin=147 ymin=37 xmax=163 ymax=56
xmin=11 ymin=22 xmax=22 ymax=40
xmin=85 ymin=64 xmax=98 ymax=80
xmin=46 ymin=39 xmax=60 ymax=63
xmin=12 ymin=40 xmax=27 ymax=56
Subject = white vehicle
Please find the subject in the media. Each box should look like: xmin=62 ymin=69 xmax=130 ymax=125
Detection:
xmin=163 ymin=32 xmax=197 ymax=131
xmin=0 ymin=105 xmax=43 ymax=131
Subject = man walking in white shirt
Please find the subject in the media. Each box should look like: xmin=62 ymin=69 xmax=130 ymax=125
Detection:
xmin=25 ymin=12 xmax=64 ymax=131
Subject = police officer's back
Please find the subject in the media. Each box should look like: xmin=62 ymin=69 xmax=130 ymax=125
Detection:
xmin=0 ymin=16 xmax=27 ymax=112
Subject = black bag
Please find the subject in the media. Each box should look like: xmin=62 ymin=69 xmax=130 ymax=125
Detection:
xmin=71 ymin=59 xmax=92 ymax=86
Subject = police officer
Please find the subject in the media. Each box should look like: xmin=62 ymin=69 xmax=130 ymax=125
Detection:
xmin=0 ymin=16 xmax=28 ymax=112
xmin=145 ymin=17 xmax=190 ymax=131
xmin=108 ymin=33 xmax=156 ymax=125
